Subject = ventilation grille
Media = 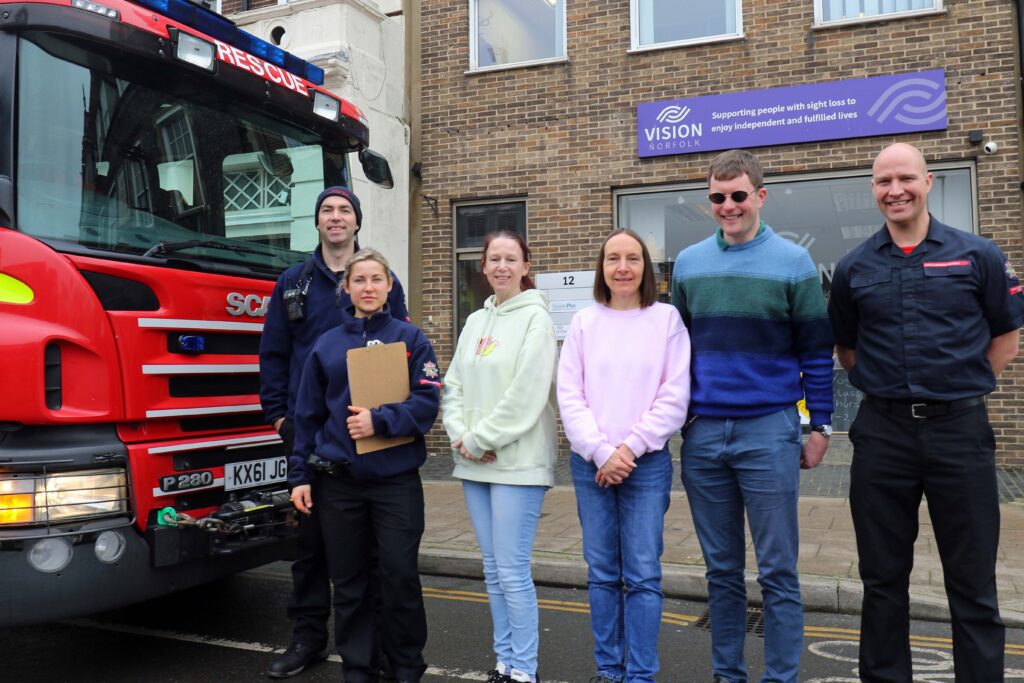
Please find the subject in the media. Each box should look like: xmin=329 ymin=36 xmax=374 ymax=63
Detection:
xmin=180 ymin=413 xmax=266 ymax=432
xmin=168 ymin=374 xmax=261 ymax=398
xmin=44 ymin=344 xmax=62 ymax=410
xmin=167 ymin=333 xmax=260 ymax=355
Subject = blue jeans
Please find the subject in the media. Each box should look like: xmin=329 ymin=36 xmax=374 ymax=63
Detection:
xmin=571 ymin=449 xmax=672 ymax=683
xmin=462 ymin=480 xmax=546 ymax=680
xmin=680 ymin=408 xmax=803 ymax=683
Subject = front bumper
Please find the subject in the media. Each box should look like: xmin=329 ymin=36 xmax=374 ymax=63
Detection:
xmin=0 ymin=502 xmax=297 ymax=627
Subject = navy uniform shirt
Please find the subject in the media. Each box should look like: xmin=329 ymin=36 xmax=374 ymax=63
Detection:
xmin=259 ymin=246 xmax=409 ymax=424
xmin=829 ymin=216 xmax=1023 ymax=401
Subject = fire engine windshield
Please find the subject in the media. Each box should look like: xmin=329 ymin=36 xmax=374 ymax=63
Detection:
xmin=16 ymin=32 xmax=352 ymax=277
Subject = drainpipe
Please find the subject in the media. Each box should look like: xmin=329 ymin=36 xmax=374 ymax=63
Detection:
xmin=1017 ymin=0 xmax=1024 ymax=189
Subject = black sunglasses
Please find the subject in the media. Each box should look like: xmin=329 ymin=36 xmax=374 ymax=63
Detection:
xmin=708 ymin=190 xmax=758 ymax=204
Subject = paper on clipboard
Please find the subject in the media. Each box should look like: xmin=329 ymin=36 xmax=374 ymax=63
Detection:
xmin=347 ymin=341 xmax=414 ymax=455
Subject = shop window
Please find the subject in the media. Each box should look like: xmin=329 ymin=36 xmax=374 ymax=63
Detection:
xmin=454 ymin=200 xmax=527 ymax=334
xmin=614 ymin=164 xmax=974 ymax=430
xmin=815 ymin=0 xmax=942 ymax=26
xmin=470 ymin=0 xmax=566 ymax=71
xmin=631 ymin=0 xmax=742 ymax=50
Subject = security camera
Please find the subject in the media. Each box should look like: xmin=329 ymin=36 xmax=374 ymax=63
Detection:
xmin=983 ymin=141 xmax=998 ymax=155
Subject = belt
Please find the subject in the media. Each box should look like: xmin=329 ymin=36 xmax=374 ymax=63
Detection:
xmin=306 ymin=454 xmax=350 ymax=476
xmin=865 ymin=395 xmax=986 ymax=419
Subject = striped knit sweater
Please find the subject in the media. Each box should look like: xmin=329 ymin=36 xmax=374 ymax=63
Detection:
xmin=671 ymin=223 xmax=835 ymax=426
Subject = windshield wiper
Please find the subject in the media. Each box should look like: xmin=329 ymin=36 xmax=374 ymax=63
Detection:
xmin=143 ymin=239 xmax=276 ymax=260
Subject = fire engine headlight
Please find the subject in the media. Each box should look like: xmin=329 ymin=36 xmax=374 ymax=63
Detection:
xmin=28 ymin=538 xmax=74 ymax=573
xmin=312 ymin=91 xmax=340 ymax=122
xmin=0 ymin=468 xmax=128 ymax=525
xmin=94 ymin=530 xmax=127 ymax=564
xmin=174 ymin=31 xmax=217 ymax=72
xmin=41 ymin=469 xmax=128 ymax=522
xmin=0 ymin=478 xmax=36 ymax=524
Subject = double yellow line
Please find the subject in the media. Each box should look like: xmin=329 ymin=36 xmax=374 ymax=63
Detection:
xmin=421 ymin=586 xmax=1024 ymax=657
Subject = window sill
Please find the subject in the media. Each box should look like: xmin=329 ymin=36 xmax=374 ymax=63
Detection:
xmin=465 ymin=56 xmax=568 ymax=76
xmin=627 ymin=33 xmax=744 ymax=54
xmin=812 ymin=8 xmax=946 ymax=31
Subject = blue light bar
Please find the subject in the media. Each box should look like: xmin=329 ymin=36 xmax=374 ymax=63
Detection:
xmin=191 ymin=7 xmax=235 ymax=42
xmin=245 ymin=33 xmax=286 ymax=67
xmin=132 ymin=0 xmax=325 ymax=86
xmin=133 ymin=0 xmax=233 ymax=42
xmin=305 ymin=62 xmax=325 ymax=85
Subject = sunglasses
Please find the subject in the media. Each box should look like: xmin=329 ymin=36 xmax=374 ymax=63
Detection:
xmin=708 ymin=190 xmax=758 ymax=204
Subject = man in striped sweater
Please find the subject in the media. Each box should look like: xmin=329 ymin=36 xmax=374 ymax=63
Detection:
xmin=671 ymin=149 xmax=834 ymax=683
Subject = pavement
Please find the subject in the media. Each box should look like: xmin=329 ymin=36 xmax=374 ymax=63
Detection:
xmin=417 ymin=435 xmax=1024 ymax=628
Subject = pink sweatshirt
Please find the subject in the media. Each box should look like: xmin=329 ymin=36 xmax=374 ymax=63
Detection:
xmin=557 ymin=302 xmax=691 ymax=469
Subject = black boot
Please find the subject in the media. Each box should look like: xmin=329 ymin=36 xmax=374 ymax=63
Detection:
xmin=266 ymin=642 xmax=329 ymax=679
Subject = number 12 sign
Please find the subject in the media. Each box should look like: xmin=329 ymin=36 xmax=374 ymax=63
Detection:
xmin=535 ymin=271 xmax=595 ymax=341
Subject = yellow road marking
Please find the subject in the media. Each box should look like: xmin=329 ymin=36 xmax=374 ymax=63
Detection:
xmin=421 ymin=585 xmax=1024 ymax=656
xmin=251 ymin=573 xmax=1024 ymax=657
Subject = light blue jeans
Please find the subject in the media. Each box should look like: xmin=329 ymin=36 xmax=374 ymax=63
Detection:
xmin=462 ymin=480 xmax=547 ymax=680
xmin=571 ymin=448 xmax=673 ymax=683
xmin=680 ymin=408 xmax=803 ymax=683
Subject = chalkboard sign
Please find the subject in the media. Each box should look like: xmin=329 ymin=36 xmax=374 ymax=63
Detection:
xmin=832 ymin=368 xmax=863 ymax=432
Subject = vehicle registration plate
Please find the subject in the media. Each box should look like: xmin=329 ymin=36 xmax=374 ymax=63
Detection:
xmin=224 ymin=456 xmax=288 ymax=491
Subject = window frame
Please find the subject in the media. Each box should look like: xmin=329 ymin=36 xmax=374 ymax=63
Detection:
xmin=612 ymin=161 xmax=977 ymax=235
xmin=628 ymin=0 xmax=744 ymax=53
xmin=452 ymin=196 xmax=528 ymax=338
xmin=155 ymin=104 xmax=206 ymax=215
xmin=812 ymin=0 xmax=944 ymax=29
xmin=467 ymin=0 xmax=568 ymax=73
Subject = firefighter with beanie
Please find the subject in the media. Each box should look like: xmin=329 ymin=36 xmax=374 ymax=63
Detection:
xmin=259 ymin=186 xmax=409 ymax=678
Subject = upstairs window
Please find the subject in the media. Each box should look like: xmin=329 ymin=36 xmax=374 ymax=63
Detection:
xmin=631 ymin=0 xmax=742 ymax=51
xmin=453 ymin=199 xmax=527 ymax=334
xmin=815 ymin=0 xmax=942 ymax=26
xmin=470 ymin=0 xmax=566 ymax=71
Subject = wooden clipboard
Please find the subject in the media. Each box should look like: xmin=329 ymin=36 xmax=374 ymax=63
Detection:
xmin=347 ymin=341 xmax=414 ymax=455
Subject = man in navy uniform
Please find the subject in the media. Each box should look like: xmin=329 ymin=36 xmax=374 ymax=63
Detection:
xmin=259 ymin=186 xmax=408 ymax=678
xmin=829 ymin=142 xmax=1023 ymax=682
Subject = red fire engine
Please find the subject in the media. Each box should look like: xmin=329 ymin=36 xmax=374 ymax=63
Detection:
xmin=0 ymin=0 xmax=393 ymax=626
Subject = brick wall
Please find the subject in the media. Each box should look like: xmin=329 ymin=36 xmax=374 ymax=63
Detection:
xmin=221 ymin=0 xmax=276 ymax=17
xmin=419 ymin=0 xmax=1024 ymax=466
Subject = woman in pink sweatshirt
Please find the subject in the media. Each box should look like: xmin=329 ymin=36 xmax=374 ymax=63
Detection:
xmin=556 ymin=228 xmax=691 ymax=683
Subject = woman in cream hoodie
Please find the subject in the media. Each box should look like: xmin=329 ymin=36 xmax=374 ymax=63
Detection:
xmin=442 ymin=231 xmax=557 ymax=683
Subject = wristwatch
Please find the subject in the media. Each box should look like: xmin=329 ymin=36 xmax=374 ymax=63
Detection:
xmin=811 ymin=424 xmax=833 ymax=438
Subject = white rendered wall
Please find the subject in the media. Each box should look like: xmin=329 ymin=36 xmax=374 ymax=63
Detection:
xmin=231 ymin=0 xmax=410 ymax=286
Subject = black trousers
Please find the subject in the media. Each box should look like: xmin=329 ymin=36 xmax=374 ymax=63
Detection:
xmin=313 ymin=466 xmax=428 ymax=683
xmin=281 ymin=421 xmax=332 ymax=649
xmin=849 ymin=400 xmax=1004 ymax=682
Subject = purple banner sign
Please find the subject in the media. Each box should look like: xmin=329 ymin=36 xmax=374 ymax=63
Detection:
xmin=637 ymin=70 xmax=947 ymax=158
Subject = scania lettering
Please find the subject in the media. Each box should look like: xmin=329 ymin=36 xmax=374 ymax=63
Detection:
xmin=226 ymin=292 xmax=272 ymax=317
xmin=0 ymin=0 xmax=394 ymax=626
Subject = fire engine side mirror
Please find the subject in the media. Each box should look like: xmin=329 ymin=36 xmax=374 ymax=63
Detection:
xmin=359 ymin=149 xmax=394 ymax=189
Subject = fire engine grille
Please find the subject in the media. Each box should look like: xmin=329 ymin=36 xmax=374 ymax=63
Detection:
xmin=180 ymin=413 xmax=267 ymax=432
xmin=166 ymin=332 xmax=260 ymax=355
xmin=171 ymin=443 xmax=281 ymax=471
xmin=168 ymin=374 xmax=261 ymax=398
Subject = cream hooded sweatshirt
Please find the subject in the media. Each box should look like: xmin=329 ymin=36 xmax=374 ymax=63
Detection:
xmin=442 ymin=289 xmax=558 ymax=487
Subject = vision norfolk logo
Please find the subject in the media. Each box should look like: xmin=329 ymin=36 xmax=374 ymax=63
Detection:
xmin=641 ymin=104 xmax=704 ymax=152
xmin=866 ymin=76 xmax=947 ymax=126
